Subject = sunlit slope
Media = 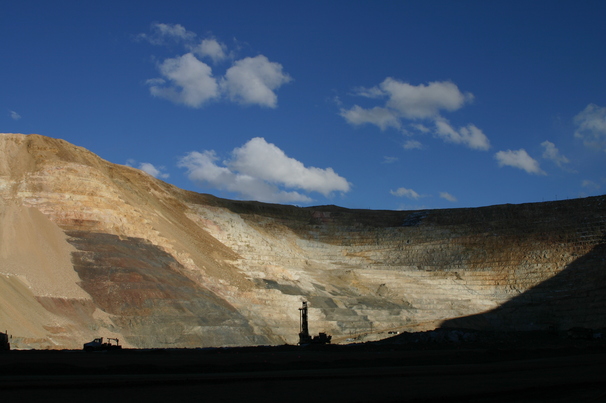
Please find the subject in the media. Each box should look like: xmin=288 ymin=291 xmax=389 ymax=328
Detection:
xmin=1 ymin=133 xmax=604 ymax=349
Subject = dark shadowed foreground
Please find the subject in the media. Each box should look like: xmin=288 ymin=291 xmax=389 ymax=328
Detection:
xmin=1 ymin=335 xmax=605 ymax=403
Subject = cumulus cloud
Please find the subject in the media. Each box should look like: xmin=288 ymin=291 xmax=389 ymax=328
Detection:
xmin=148 ymin=53 xmax=219 ymax=108
xmin=574 ymin=103 xmax=606 ymax=152
xmin=382 ymin=78 xmax=473 ymax=119
xmin=229 ymin=137 xmax=350 ymax=195
xmin=9 ymin=110 xmax=21 ymax=120
xmin=350 ymin=78 xmax=473 ymax=119
xmin=178 ymin=138 xmax=350 ymax=203
xmin=178 ymin=150 xmax=310 ymax=203
xmin=141 ymin=24 xmax=291 ymax=109
xmin=541 ymin=140 xmax=569 ymax=167
xmin=221 ymin=56 xmax=292 ymax=108
xmin=341 ymin=78 xmax=489 ymax=151
xmin=390 ymin=187 xmax=421 ymax=199
xmin=495 ymin=149 xmax=545 ymax=175
xmin=440 ymin=192 xmax=457 ymax=202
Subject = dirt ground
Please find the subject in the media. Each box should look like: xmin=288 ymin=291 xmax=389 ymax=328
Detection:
xmin=1 ymin=340 xmax=605 ymax=402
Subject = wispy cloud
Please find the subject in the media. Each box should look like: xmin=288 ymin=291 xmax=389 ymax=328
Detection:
xmin=382 ymin=156 xmax=398 ymax=164
xmin=178 ymin=137 xmax=350 ymax=203
xmin=541 ymin=140 xmax=570 ymax=167
xmin=140 ymin=23 xmax=291 ymax=109
xmin=9 ymin=110 xmax=21 ymax=120
xmin=439 ymin=192 xmax=457 ymax=202
xmin=340 ymin=78 xmax=489 ymax=150
xmin=137 ymin=22 xmax=196 ymax=45
xmin=390 ymin=187 xmax=422 ymax=200
xmin=403 ymin=140 xmax=423 ymax=150
xmin=581 ymin=179 xmax=601 ymax=190
xmin=340 ymin=106 xmax=401 ymax=130
xmin=495 ymin=149 xmax=545 ymax=175
xmin=433 ymin=118 xmax=490 ymax=150
xmin=574 ymin=103 xmax=606 ymax=152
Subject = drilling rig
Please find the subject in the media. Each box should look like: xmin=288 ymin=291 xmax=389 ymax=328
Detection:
xmin=0 ymin=330 xmax=10 ymax=351
xmin=298 ymin=301 xmax=331 ymax=345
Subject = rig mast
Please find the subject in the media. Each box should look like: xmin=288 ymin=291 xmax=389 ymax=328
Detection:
xmin=298 ymin=301 xmax=331 ymax=345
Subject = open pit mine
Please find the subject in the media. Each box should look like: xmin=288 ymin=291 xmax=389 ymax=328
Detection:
xmin=0 ymin=133 xmax=605 ymax=349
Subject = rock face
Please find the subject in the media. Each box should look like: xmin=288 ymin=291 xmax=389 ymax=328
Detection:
xmin=0 ymin=133 xmax=605 ymax=349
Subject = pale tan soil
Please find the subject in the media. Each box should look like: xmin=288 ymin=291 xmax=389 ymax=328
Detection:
xmin=0 ymin=203 xmax=89 ymax=299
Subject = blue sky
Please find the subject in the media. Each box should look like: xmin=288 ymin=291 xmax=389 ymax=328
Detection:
xmin=3 ymin=0 xmax=605 ymax=210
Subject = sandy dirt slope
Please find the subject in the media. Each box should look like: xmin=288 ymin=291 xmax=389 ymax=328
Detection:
xmin=0 ymin=203 xmax=88 ymax=299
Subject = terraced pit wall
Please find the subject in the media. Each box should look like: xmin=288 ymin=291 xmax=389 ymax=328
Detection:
xmin=1 ymin=133 xmax=604 ymax=348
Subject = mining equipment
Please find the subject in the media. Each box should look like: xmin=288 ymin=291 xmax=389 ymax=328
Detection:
xmin=83 ymin=337 xmax=122 ymax=351
xmin=298 ymin=301 xmax=332 ymax=345
xmin=0 ymin=330 xmax=10 ymax=351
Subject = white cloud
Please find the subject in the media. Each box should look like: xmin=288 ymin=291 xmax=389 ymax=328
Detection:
xmin=148 ymin=53 xmax=219 ymax=108
xmin=221 ymin=55 xmax=292 ymax=108
xmin=9 ymin=110 xmax=21 ymax=120
xmin=139 ymin=162 xmax=169 ymax=179
xmin=341 ymin=78 xmax=489 ymax=151
xmin=352 ymin=79 xmax=472 ymax=119
xmin=434 ymin=119 xmax=490 ymax=150
xmin=403 ymin=140 xmax=423 ymax=150
xmin=228 ymin=137 xmax=350 ymax=195
xmin=390 ymin=187 xmax=421 ymax=199
xmin=351 ymin=85 xmax=385 ymax=99
xmin=138 ymin=23 xmax=196 ymax=45
xmin=342 ymin=79 xmax=472 ymax=127
xmin=178 ymin=138 xmax=350 ymax=203
xmin=179 ymin=150 xmax=310 ymax=203
xmin=495 ymin=149 xmax=546 ymax=175
xmin=439 ymin=192 xmax=457 ymax=202
xmin=541 ymin=140 xmax=569 ymax=167
xmin=340 ymin=106 xmax=401 ymax=130
xmin=381 ymin=78 xmax=473 ymax=119
xmin=574 ymin=103 xmax=606 ymax=152
xmin=193 ymin=38 xmax=228 ymax=63
xmin=140 ymin=24 xmax=291 ymax=109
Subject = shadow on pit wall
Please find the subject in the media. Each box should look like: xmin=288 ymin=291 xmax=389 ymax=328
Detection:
xmin=441 ymin=236 xmax=606 ymax=333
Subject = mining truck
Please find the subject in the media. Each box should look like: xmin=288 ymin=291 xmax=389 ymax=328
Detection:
xmin=0 ymin=331 xmax=10 ymax=351
xmin=83 ymin=337 xmax=122 ymax=351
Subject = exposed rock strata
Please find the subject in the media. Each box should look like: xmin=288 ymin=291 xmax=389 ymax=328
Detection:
xmin=0 ymin=133 xmax=604 ymax=349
